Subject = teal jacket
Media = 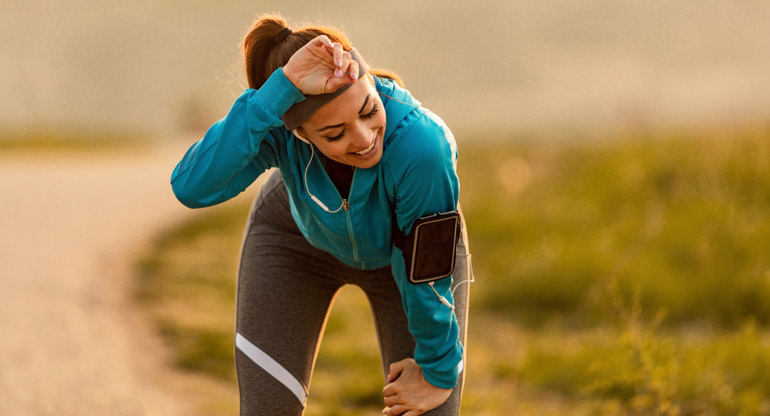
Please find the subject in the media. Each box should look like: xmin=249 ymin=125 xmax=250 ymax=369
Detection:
xmin=170 ymin=68 xmax=463 ymax=388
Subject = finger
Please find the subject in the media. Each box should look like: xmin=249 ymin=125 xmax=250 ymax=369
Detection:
xmin=314 ymin=34 xmax=334 ymax=49
xmin=332 ymin=43 xmax=344 ymax=71
xmin=324 ymin=74 xmax=355 ymax=93
xmin=387 ymin=360 xmax=407 ymax=382
xmin=386 ymin=369 xmax=398 ymax=384
xmin=382 ymin=382 xmax=396 ymax=397
xmin=345 ymin=60 xmax=360 ymax=81
xmin=383 ymin=404 xmax=410 ymax=416
xmin=383 ymin=393 xmax=401 ymax=407
xmin=402 ymin=410 xmax=422 ymax=416
xmin=334 ymin=49 xmax=351 ymax=78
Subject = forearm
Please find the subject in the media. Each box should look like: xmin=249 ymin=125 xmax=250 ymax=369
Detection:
xmin=171 ymin=69 xmax=304 ymax=207
xmin=390 ymin=248 xmax=463 ymax=388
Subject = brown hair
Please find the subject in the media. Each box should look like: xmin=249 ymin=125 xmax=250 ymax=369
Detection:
xmin=243 ymin=14 xmax=403 ymax=90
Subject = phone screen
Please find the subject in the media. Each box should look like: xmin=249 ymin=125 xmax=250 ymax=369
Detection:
xmin=411 ymin=216 xmax=458 ymax=283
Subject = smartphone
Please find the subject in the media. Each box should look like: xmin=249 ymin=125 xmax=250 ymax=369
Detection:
xmin=404 ymin=211 xmax=461 ymax=284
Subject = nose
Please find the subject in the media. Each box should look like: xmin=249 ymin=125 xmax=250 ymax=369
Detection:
xmin=349 ymin=121 xmax=374 ymax=149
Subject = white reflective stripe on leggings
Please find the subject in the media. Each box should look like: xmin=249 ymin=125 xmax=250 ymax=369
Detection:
xmin=235 ymin=333 xmax=308 ymax=406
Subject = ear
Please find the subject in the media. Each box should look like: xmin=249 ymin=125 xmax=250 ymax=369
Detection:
xmin=293 ymin=128 xmax=311 ymax=144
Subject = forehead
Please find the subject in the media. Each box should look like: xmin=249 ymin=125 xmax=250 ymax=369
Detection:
xmin=305 ymin=78 xmax=376 ymax=128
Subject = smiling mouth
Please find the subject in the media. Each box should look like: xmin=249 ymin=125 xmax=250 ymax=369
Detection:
xmin=352 ymin=138 xmax=377 ymax=156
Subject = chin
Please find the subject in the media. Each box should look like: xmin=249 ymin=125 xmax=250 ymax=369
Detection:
xmin=356 ymin=154 xmax=382 ymax=169
xmin=342 ymin=136 xmax=384 ymax=169
xmin=353 ymin=144 xmax=383 ymax=169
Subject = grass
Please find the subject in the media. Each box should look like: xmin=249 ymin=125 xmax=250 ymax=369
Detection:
xmin=461 ymin=128 xmax=770 ymax=328
xmin=0 ymin=127 xmax=151 ymax=154
xmin=135 ymin=124 xmax=770 ymax=415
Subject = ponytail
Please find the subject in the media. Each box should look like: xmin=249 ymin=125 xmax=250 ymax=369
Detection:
xmin=243 ymin=14 xmax=404 ymax=89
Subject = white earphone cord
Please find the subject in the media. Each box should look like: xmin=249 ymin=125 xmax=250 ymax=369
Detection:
xmin=304 ymin=143 xmax=344 ymax=213
xmin=428 ymin=253 xmax=475 ymax=310
xmin=301 ymin=135 xmax=475 ymax=308
xmin=452 ymin=253 xmax=475 ymax=297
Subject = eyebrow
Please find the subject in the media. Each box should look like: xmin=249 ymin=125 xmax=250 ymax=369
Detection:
xmin=316 ymin=94 xmax=371 ymax=133
xmin=357 ymin=94 xmax=371 ymax=115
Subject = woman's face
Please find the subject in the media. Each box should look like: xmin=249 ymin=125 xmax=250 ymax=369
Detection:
xmin=297 ymin=75 xmax=386 ymax=169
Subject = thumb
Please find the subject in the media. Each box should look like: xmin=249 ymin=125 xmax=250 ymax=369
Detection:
xmin=387 ymin=359 xmax=408 ymax=383
xmin=323 ymin=74 xmax=356 ymax=94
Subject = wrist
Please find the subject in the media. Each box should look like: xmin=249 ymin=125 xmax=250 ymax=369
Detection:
xmin=282 ymin=64 xmax=302 ymax=92
xmin=255 ymin=69 xmax=305 ymax=119
xmin=420 ymin=360 xmax=461 ymax=390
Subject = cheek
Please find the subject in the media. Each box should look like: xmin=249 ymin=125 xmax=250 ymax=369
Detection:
xmin=373 ymin=108 xmax=387 ymax=131
xmin=319 ymin=140 xmax=351 ymax=157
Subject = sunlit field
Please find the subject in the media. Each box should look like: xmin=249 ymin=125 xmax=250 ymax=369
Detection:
xmin=136 ymin=125 xmax=770 ymax=415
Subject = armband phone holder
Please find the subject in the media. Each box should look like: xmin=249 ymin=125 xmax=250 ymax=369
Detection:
xmin=393 ymin=211 xmax=461 ymax=284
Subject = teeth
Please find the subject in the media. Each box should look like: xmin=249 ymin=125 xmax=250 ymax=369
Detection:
xmin=355 ymin=139 xmax=376 ymax=155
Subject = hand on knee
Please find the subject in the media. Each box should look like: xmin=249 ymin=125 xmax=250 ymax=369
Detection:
xmin=381 ymin=358 xmax=452 ymax=415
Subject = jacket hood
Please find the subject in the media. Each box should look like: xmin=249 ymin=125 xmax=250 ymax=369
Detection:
xmin=374 ymin=76 xmax=421 ymax=148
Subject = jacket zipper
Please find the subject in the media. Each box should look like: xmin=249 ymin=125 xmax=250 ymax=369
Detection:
xmin=341 ymin=166 xmax=362 ymax=265
xmin=319 ymin=159 xmax=362 ymax=267
xmin=342 ymin=198 xmax=361 ymax=265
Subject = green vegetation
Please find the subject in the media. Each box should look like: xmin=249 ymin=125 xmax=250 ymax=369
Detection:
xmin=463 ymin=129 xmax=770 ymax=328
xmin=0 ymin=127 xmax=150 ymax=154
xmin=135 ymin=125 xmax=770 ymax=415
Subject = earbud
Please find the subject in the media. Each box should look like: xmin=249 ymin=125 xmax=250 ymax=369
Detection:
xmin=293 ymin=129 xmax=311 ymax=144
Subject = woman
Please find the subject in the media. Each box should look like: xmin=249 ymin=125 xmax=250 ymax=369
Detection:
xmin=171 ymin=15 xmax=471 ymax=416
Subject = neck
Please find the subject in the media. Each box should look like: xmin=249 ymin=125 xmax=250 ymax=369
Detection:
xmin=325 ymin=158 xmax=354 ymax=198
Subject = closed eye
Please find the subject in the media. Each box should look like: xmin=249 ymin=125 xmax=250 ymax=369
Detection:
xmin=360 ymin=103 xmax=379 ymax=120
xmin=324 ymin=102 xmax=379 ymax=142
xmin=325 ymin=130 xmax=346 ymax=142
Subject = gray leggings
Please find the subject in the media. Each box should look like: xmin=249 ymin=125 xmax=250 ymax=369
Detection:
xmin=235 ymin=171 xmax=470 ymax=415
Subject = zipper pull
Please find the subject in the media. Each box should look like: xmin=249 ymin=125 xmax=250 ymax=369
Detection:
xmin=342 ymin=199 xmax=350 ymax=211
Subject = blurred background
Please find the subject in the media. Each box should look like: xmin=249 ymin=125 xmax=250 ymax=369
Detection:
xmin=2 ymin=1 xmax=770 ymax=415
xmin=3 ymin=0 xmax=769 ymax=137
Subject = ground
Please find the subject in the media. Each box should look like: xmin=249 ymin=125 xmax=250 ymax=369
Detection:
xmin=0 ymin=143 xmax=206 ymax=415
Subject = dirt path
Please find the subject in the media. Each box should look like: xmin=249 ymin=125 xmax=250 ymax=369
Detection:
xmin=0 ymin=143 xmax=201 ymax=415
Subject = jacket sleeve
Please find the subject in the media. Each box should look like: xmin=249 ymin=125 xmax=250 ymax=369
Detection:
xmin=388 ymin=112 xmax=463 ymax=389
xmin=170 ymin=68 xmax=305 ymax=208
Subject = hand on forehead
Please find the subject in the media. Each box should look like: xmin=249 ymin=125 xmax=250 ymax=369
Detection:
xmin=282 ymin=46 xmax=370 ymax=131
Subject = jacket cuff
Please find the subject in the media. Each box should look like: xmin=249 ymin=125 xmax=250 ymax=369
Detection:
xmin=421 ymin=357 xmax=463 ymax=389
xmin=253 ymin=68 xmax=305 ymax=121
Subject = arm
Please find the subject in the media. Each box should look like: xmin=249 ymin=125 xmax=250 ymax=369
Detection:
xmin=171 ymin=34 xmax=360 ymax=208
xmin=388 ymin=112 xmax=462 ymax=389
xmin=170 ymin=68 xmax=303 ymax=208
